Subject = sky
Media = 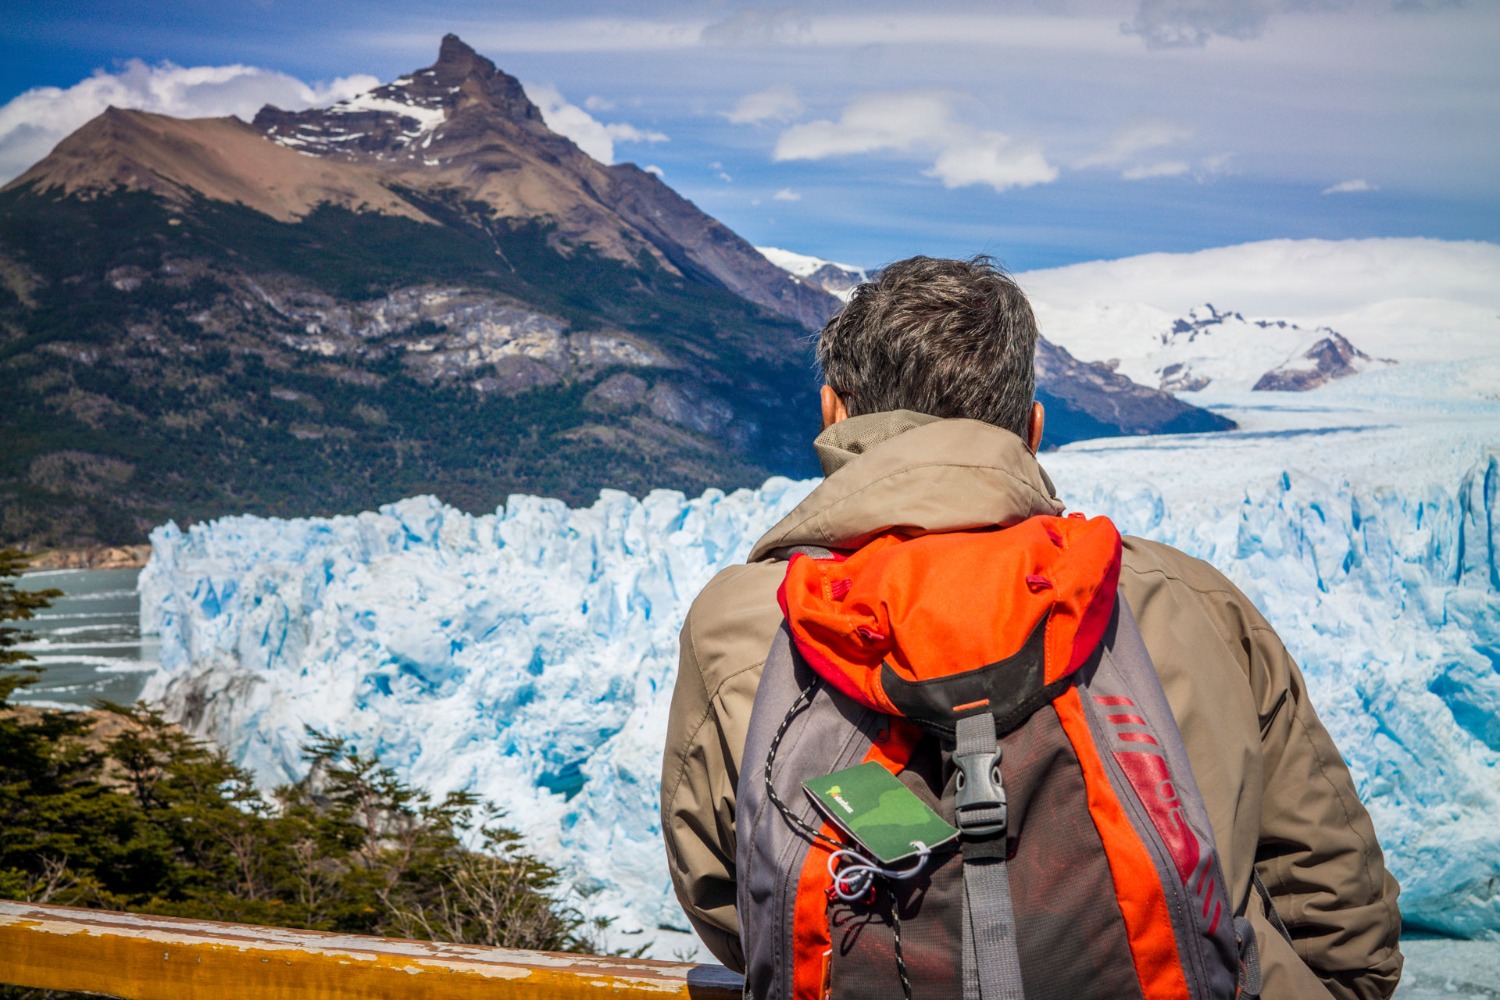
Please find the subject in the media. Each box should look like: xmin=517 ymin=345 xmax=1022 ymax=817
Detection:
xmin=2 ymin=0 xmax=1497 ymax=271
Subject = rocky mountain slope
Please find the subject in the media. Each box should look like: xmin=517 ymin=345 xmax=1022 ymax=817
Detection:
xmin=0 ymin=36 xmax=1227 ymax=549
xmin=1252 ymin=329 xmax=1378 ymax=391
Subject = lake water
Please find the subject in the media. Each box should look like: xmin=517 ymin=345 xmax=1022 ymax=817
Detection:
xmin=11 ymin=567 xmax=154 ymax=709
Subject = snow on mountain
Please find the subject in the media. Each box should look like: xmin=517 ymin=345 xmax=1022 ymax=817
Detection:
xmin=1020 ymin=238 xmax=1500 ymax=399
xmin=137 ymin=238 xmax=1500 ymax=955
xmin=1116 ymin=302 xmax=1389 ymax=394
xmin=263 ymin=75 xmax=449 ymax=156
xmin=1252 ymin=329 xmax=1379 ymax=392
xmin=757 ymin=246 xmax=868 ymax=301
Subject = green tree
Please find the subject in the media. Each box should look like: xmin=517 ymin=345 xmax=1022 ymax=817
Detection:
xmin=0 ymin=548 xmax=61 ymax=701
xmin=0 ymin=551 xmax=600 ymax=998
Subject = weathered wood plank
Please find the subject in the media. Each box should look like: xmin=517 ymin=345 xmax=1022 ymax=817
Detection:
xmin=0 ymin=900 xmax=741 ymax=999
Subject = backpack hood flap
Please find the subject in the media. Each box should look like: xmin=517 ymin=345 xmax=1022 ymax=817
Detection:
xmin=777 ymin=514 xmax=1123 ymax=730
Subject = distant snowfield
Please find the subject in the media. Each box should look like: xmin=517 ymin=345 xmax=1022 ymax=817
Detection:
xmin=139 ymin=238 xmax=1500 ymax=970
xmin=1021 ymin=238 xmax=1500 ymax=395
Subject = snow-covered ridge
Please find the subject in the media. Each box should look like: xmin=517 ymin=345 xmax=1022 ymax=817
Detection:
xmin=757 ymin=246 xmax=868 ymax=302
xmin=1102 ymin=301 xmax=1389 ymax=394
xmin=756 ymin=245 xmax=864 ymax=280
xmin=262 ymin=70 xmax=451 ymax=156
xmin=328 ymin=93 xmax=445 ymax=132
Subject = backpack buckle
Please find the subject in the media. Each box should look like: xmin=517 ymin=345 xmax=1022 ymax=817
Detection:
xmin=953 ymin=711 xmax=1007 ymax=839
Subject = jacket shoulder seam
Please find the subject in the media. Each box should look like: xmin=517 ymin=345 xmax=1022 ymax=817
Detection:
xmin=1120 ymin=561 xmax=1251 ymax=656
xmin=1120 ymin=559 xmax=1241 ymax=600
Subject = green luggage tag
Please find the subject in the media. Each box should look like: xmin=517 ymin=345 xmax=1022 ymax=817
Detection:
xmin=803 ymin=762 xmax=959 ymax=866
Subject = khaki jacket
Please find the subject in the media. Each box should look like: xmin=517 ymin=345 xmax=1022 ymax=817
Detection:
xmin=661 ymin=413 xmax=1402 ymax=999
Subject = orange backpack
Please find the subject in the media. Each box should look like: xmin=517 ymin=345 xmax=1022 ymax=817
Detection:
xmin=736 ymin=514 xmax=1261 ymax=1000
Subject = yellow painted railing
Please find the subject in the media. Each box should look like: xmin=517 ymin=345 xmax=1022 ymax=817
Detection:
xmin=0 ymin=900 xmax=742 ymax=999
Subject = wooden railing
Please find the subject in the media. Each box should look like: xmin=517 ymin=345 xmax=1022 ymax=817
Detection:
xmin=0 ymin=900 xmax=742 ymax=999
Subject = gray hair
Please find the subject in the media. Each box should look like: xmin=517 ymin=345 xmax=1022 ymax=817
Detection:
xmin=815 ymin=255 xmax=1038 ymax=437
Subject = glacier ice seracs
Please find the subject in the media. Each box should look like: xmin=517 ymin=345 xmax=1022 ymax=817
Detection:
xmin=140 ymin=239 xmax=1500 ymax=953
xmin=141 ymin=478 xmax=816 ymax=946
xmin=139 ymin=391 xmax=1500 ymax=949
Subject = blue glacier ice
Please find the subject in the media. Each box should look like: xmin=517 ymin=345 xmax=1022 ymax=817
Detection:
xmin=139 ymin=365 xmax=1500 ymax=952
xmin=140 ymin=479 xmax=816 ymax=943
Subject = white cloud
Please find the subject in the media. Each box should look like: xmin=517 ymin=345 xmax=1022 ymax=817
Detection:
xmin=1323 ymin=178 xmax=1378 ymax=194
xmin=725 ymin=85 xmax=804 ymax=125
xmin=1078 ymin=117 xmax=1193 ymax=169
xmin=926 ymin=133 xmax=1058 ymax=191
xmin=1123 ymin=160 xmax=1192 ymax=179
xmin=772 ymin=187 xmax=801 ymax=201
xmin=775 ymin=91 xmax=953 ymax=159
xmin=717 ymin=170 xmax=733 ymax=182
xmin=773 ymin=90 xmax=1057 ymax=194
xmin=644 ymin=164 xmax=665 ymax=177
xmin=1201 ymin=152 xmax=1236 ymax=174
xmin=0 ymin=59 xmax=377 ymax=183
xmin=524 ymin=82 xmax=667 ymax=164
xmin=583 ymin=95 xmax=615 ymax=111
xmin=1077 ymin=118 xmax=1218 ymax=182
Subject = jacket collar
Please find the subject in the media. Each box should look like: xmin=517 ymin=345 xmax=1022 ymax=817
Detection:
xmin=749 ymin=411 xmax=1064 ymax=562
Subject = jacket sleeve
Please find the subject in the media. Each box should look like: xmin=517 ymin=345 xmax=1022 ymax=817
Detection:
xmin=661 ymin=562 xmax=785 ymax=972
xmin=660 ymin=619 xmax=748 ymax=971
xmin=1230 ymin=596 xmax=1404 ymax=999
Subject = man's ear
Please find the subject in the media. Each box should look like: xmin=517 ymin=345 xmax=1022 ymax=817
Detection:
xmin=1027 ymin=401 xmax=1045 ymax=454
xmin=821 ymin=385 xmax=850 ymax=430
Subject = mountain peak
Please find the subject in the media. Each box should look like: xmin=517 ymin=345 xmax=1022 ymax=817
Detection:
xmin=425 ymin=33 xmax=538 ymax=122
xmin=252 ymin=33 xmax=543 ymax=160
xmin=10 ymin=34 xmax=840 ymax=333
xmin=436 ymin=33 xmax=487 ymax=73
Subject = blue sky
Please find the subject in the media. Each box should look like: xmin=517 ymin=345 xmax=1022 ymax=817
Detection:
xmin=3 ymin=0 xmax=1497 ymax=271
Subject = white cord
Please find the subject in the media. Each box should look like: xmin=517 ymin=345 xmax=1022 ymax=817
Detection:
xmin=826 ymin=842 xmax=933 ymax=901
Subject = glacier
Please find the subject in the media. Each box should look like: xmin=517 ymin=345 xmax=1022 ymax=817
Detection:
xmin=138 ymin=238 xmax=1500 ymax=956
xmin=140 ymin=478 xmax=817 ymax=945
xmin=139 ymin=374 xmax=1500 ymax=951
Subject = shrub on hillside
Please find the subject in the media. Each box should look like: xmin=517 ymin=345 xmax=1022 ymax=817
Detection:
xmin=0 ymin=551 xmax=598 ymax=998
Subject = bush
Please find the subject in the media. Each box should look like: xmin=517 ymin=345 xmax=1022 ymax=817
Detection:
xmin=0 ymin=553 xmax=598 ymax=998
